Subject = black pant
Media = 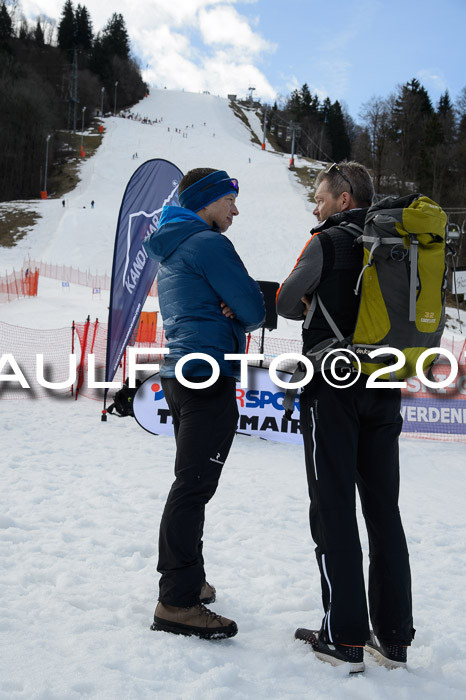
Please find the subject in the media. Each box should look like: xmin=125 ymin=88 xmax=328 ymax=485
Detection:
xmin=299 ymin=371 xmax=414 ymax=646
xmin=158 ymin=376 xmax=239 ymax=606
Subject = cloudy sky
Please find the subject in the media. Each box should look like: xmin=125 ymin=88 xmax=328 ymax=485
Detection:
xmin=14 ymin=0 xmax=466 ymax=118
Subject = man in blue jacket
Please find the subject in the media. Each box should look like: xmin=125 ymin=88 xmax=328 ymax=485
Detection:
xmin=144 ymin=168 xmax=265 ymax=639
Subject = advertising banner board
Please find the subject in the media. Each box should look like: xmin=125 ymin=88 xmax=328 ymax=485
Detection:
xmin=133 ymin=366 xmax=301 ymax=444
xmin=133 ymin=364 xmax=466 ymax=443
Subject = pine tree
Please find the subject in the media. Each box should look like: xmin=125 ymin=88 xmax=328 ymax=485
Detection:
xmin=300 ymin=83 xmax=312 ymax=114
xmin=57 ymin=0 xmax=76 ymax=52
xmin=34 ymin=19 xmax=45 ymax=46
xmin=326 ymin=100 xmax=351 ymax=162
xmin=432 ymin=91 xmax=456 ymax=203
xmin=0 ymin=2 xmax=12 ymax=40
xmin=75 ymin=4 xmax=93 ymax=51
xmin=89 ymin=32 xmax=111 ymax=81
xmin=102 ymin=13 xmax=129 ymax=60
xmin=288 ymin=89 xmax=301 ymax=121
xmin=320 ymin=96 xmax=331 ymax=123
xmin=18 ymin=16 xmax=32 ymax=40
xmin=392 ymin=78 xmax=433 ymax=188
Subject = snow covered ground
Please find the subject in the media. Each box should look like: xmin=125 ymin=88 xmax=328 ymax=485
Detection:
xmin=1 ymin=89 xmax=466 ymax=698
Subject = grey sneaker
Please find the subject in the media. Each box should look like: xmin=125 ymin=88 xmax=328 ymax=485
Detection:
xmin=365 ymin=631 xmax=407 ymax=669
xmin=200 ymin=581 xmax=216 ymax=604
xmin=295 ymin=628 xmax=365 ymax=674
xmin=151 ymin=602 xmax=237 ymax=639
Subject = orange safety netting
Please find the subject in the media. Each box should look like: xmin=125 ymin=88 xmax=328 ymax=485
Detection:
xmin=135 ymin=312 xmax=158 ymax=343
xmin=20 ymin=258 xmax=158 ymax=297
xmin=0 ymin=268 xmax=39 ymax=302
xmin=72 ymin=317 xmax=166 ymax=401
xmin=0 ymin=319 xmax=74 ymax=399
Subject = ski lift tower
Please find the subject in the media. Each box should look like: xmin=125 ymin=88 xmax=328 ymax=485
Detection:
xmin=288 ymin=122 xmax=301 ymax=168
xmin=248 ymin=86 xmax=256 ymax=105
xmin=67 ymin=49 xmax=79 ymax=133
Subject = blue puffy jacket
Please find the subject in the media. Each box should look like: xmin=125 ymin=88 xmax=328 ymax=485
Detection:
xmin=143 ymin=205 xmax=265 ymax=378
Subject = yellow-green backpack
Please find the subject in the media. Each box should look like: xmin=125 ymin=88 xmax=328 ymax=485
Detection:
xmin=306 ymin=194 xmax=447 ymax=381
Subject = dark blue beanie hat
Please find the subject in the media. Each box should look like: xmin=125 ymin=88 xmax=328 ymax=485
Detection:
xmin=178 ymin=170 xmax=239 ymax=212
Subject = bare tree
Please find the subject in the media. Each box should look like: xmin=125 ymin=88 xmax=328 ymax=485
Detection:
xmin=40 ymin=14 xmax=57 ymax=45
xmin=359 ymin=95 xmax=393 ymax=192
xmin=456 ymin=86 xmax=466 ymax=117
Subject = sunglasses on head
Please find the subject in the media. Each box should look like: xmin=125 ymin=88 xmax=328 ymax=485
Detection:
xmin=200 ymin=177 xmax=239 ymax=195
xmin=327 ymin=163 xmax=353 ymax=195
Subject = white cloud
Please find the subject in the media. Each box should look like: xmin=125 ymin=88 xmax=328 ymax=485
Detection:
xmin=284 ymin=75 xmax=300 ymax=94
xmin=19 ymin=0 xmax=276 ymax=102
xmin=127 ymin=0 xmax=232 ymax=30
xmin=282 ymin=74 xmax=327 ymax=104
xmin=138 ymin=25 xmax=203 ymax=90
xmin=417 ymin=69 xmax=448 ymax=94
xmin=198 ymin=5 xmax=274 ymax=55
xmin=202 ymin=49 xmax=276 ymax=99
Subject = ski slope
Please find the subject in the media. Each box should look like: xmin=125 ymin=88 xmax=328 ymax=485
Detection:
xmin=1 ymin=89 xmax=466 ymax=699
xmin=1 ymin=89 xmax=314 ymax=336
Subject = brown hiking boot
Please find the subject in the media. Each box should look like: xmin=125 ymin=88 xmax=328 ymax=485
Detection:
xmin=151 ymin=602 xmax=238 ymax=639
xmin=200 ymin=581 xmax=216 ymax=604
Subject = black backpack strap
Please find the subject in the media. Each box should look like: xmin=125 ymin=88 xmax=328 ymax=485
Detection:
xmin=342 ymin=222 xmax=364 ymax=239
xmin=303 ymin=292 xmax=346 ymax=343
xmin=302 ymin=293 xmax=317 ymax=330
xmin=303 ymin=222 xmax=363 ymax=332
xmin=284 ymin=221 xmax=364 ymax=420
xmin=408 ymin=235 xmax=419 ymax=322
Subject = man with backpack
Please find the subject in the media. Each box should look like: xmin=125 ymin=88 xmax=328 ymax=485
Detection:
xmin=143 ymin=167 xmax=265 ymax=640
xmin=276 ymin=161 xmax=415 ymax=673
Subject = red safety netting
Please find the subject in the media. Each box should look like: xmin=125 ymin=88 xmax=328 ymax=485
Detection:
xmin=21 ymin=259 xmax=158 ymax=297
xmin=0 ymin=320 xmax=75 ymax=399
xmin=0 ymin=268 xmax=39 ymax=302
xmin=73 ymin=318 xmax=166 ymax=402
